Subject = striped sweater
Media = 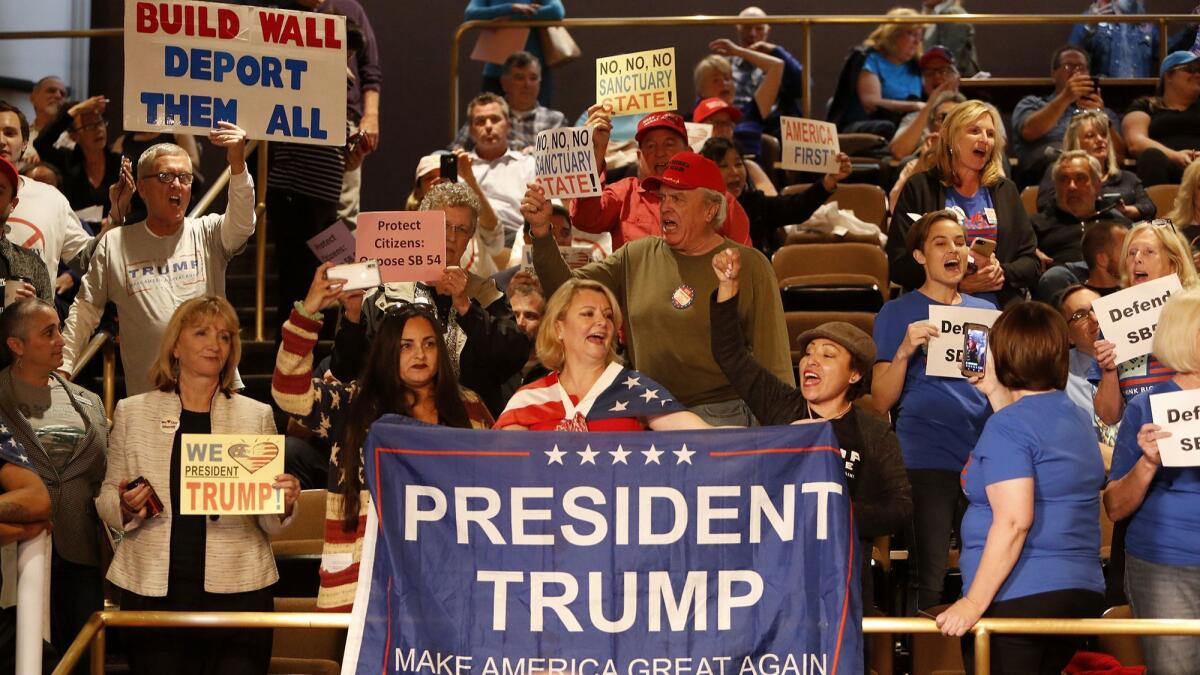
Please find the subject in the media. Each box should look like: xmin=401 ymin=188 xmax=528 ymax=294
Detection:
xmin=272 ymin=309 xmax=493 ymax=610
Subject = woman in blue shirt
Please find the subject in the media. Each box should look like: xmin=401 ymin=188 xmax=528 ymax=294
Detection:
xmin=1103 ymin=287 xmax=1200 ymax=675
xmin=850 ymin=8 xmax=925 ymax=138
xmin=937 ymin=302 xmax=1106 ymax=674
xmin=465 ymin=0 xmax=565 ymax=106
xmin=871 ymin=209 xmax=993 ymax=611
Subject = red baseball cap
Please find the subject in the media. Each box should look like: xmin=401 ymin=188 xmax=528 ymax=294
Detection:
xmin=642 ymin=151 xmax=727 ymax=193
xmin=0 ymin=157 xmax=18 ymax=197
xmin=693 ymin=97 xmax=743 ymax=124
xmin=635 ymin=112 xmax=688 ymax=145
xmin=918 ymin=46 xmax=956 ymax=71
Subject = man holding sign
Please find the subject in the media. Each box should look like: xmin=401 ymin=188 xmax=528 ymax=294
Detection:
xmin=1103 ymin=287 xmax=1200 ymax=674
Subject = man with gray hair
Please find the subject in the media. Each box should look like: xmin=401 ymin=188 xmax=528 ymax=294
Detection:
xmin=523 ymin=151 xmax=791 ymax=426
xmin=465 ymin=92 xmax=537 ymax=247
xmin=729 ymin=6 xmax=804 ymax=140
xmin=60 ymin=122 xmax=254 ymax=395
xmin=451 ymin=51 xmax=566 ymax=152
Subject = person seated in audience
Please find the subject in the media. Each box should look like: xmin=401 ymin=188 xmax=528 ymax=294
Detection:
xmin=1103 ymin=286 xmax=1200 ymax=675
xmin=1058 ymin=285 xmax=1117 ymax=446
xmin=699 ymin=35 xmax=788 ymax=157
xmin=889 ymin=100 xmax=1040 ymax=308
xmin=698 ymin=137 xmax=852 ymax=255
xmin=31 ymin=95 xmax=120 ymax=220
xmin=1078 ymin=219 xmax=1130 ymax=296
xmin=1013 ymin=45 xmax=1122 ymax=187
xmin=571 ymin=109 xmax=751 ymax=248
xmin=0 ymin=298 xmax=107 ymax=665
xmin=847 ymin=8 xmax=925 ymax=139
xmin=499 ymin=280 xmax=549 ymax=402
xmin=872 ymin=209 xmax=993 ymax=613
xmin=273 ymin=265 xmax=493 ymax=611
xmin=1123 ymin=51 xmax=1200 ymax=187
xmin=1037 ymin=109 xmax=1153 ymax=220
xmin=709 ymin=246 xmax=911 ymax=609
xmin=61 ymin=124 xmax=254 ymax=396
xmin=1033 ymin=152 xmax=1132 ymax=302
xmin=328 ymin=182 xmax=529 ymax=415
xmin=922 ymin=0 xmax=980 ymax=76
xmin=409 ymin=152 xmax=503 ymax=277
xmin=0 ymin=432 xmax=50 ymax=675
xmin=498 ymin=204 xmax=606 ymax=292
xmin=97 ymin=297 xmax=300 ymax=675
xmin=451 ymin=51 xmax=566 ymax=152
xmin=464 ymin=93 xmax=536 ymax=247
xmin=523 ymin=151 xmax=792 ymax=426
xmin=1069 ymin=0 xmax=1159 ymax=78
xmin=496 ymin=279 xmax=709 ymax=431
xmin=0 ymin=158 xmax=52 ymax=304
xmin=692 ymin=97 xmax=776 ymax=195
xmin=1092 ymin=220 xmax=1199 ymax=425
xmin=729 ymin=6 xmax=806 ymax=140
xmin=890 ymin=46 xmax=961 ymax=160
xmin=888 ymin=90 xmax=967 ymax=206
xmin=936 ymin=301 xmax=1106 ymax=675
xmin=1166 ymin=160 xmax=1200 ymax=268
xmin=464 ymin=0 xmax=564 ymax=105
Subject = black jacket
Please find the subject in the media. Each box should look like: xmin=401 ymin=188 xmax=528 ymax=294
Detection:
xmin=1031 ymin=204 xmax=1131 ymax=266
xmin=738 ymin=181 xmax=831 ymax=254
xmin=887 ymin=169 xmax=1041 ymax=307
xmin=1037 ymin=167 xmax=1155 ymax=221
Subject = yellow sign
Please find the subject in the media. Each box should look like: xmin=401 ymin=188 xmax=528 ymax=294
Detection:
xmin=595 ymin=47 xmax=677 ymax=116
xmin=179 ymin=434 xmax=285 ymax=515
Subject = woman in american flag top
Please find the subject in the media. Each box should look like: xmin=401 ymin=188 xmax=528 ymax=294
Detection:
xmin=496 ymin=279 xmax=710 ymax=432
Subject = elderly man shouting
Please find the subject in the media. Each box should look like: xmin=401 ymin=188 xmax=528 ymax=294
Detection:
xmin=523 ymin=151 xmax=791 ymax=426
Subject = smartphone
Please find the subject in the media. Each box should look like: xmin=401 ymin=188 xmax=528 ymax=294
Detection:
xmin=1091 ymin=76 xmax=1101 ymax=92
xmin=961 ymin=323 xmax=989 ymax=377
xmin=327 ymin=260 xmax=382 ymax=291
xmin=125 ymin=476 xmax=164 ymax=518
xmin=970 ymin=237 xmax=997 ymax=259
xmin=440 ymin=153 xmax=458 ymax=184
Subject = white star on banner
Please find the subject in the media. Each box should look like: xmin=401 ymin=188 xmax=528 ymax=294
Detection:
xmin=622 ymin=376 xmax=641 ymax=389
xmin=545 ymin=445 xmax=566 ymax=465
xmin=642 ymin=445 xmax=663 ymax=465
xmin=577 ymin=445 xmax=599 ymax=465
xmin=610 ymin=400 xmax=628 ymax=412
xmin=17 ymin=454 xmax=28 ymax=464
xmin=609 ymin=445 xmax=631 ymax=464
xmin=673 ymin=444 xmax=695 ymax=465
xmin=639 ymin=388 xmax=660 ymax=403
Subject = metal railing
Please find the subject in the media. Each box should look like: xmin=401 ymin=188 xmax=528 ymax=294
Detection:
xmin=449 ymin=12 xmax=1198 ymax=134
xmin=65 ymin=329 xmax=116 ymax=418
xmin=51 ymin=610 xmax=1200 ymax=675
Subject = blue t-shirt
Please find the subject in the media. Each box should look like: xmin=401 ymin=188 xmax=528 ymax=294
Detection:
xmin=960 ymin=391 xmax=1106 ymax=602
xmin=1086 ymin=354 xmax=1176 ymax=402
xmin=862 ymin=50 xmax=922 ymax=103
xmin=945 ymin=187 xmax=997 ymax=244
xmin=1110 ymin=380 xmax=1200 ymax=565
xmin=873 ymin=290 xmax=994 ymax=470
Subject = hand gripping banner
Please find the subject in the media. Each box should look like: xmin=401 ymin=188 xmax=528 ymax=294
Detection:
xmin=348 ymin=416 xmax=861 ymax=675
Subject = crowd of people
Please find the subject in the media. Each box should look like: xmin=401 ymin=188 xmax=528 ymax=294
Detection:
xmin=0 ymin=1 xmax=1199 ymax=674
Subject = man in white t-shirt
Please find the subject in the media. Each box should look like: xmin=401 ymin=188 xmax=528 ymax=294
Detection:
xmin=466 ymin=93 xmax=536 ymax=248
xmin=61 ymin=123 xmax=254 ymax=395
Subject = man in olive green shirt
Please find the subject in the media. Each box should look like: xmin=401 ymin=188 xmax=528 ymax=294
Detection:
xmin=522 ymin=151 xmax=792 ymax=426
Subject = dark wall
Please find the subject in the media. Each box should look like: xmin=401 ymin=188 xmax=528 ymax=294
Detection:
xmin=91 ymin=2 xmax=1198 ymax=211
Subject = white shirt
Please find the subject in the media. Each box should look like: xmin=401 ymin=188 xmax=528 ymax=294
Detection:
xmin=8 ymin=176 xmax=93 ymax=282
xmin=468 ymin=148 xmax=536 ymax=237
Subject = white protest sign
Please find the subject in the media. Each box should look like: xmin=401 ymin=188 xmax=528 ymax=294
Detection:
xmin=533 ymin=127 xmax=601 ymax=199
xmin=595 ymin=47 xmax=677 ymax=116
xmin=926 ymin=305 xmax=1002 ymax=378
xmin=779 ymin=116 xmax=841 ymax=173
xmin=1150 ymin=388 xmax=1200 ymax=467
xmin=306 ymin=219 xmax=356 ymax=264
xmin=1092 ymin=273 xmax=1181 ymax=364
xmin=124 ymin=0 xmax=347 ymax=146
xmin=685 ymin=122 xmax=713 ymax=152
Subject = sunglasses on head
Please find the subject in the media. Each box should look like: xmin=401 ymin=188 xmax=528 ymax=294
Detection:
xmin=1148 ymin=218 xmax=1179 ymax=235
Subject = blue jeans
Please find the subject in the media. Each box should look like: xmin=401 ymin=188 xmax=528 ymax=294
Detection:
xmin=1126 ymin=552 xmax=1200 ymax=674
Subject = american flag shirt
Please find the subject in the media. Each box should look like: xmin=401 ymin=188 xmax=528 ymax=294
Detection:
xmin=495 ymin=362 xmax=686 ymax=431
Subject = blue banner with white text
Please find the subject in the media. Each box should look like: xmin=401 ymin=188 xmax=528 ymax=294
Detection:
xmin=349 ymin=416 xmax=861 ymax=675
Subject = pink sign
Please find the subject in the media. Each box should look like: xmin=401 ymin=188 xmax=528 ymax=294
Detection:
xmin=355 ymin=211 xmax=447 ymax=283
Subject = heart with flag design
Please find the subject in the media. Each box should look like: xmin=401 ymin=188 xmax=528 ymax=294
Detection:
xmin=227 ymin=440 xmax=280 ymax=474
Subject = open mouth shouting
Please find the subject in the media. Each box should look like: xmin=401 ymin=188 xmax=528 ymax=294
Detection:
xmin=586 ymin=328 xmax=609 ymax=346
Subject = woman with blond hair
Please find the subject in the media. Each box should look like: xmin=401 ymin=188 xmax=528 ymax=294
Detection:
xmin=98 ymin=297 xmax=300 ymax=675
xmin=888 ymin=99 xmax=1040 ymax=307
xmin=1037 ymin=109 xmax=1153 ymax=220
xmin=1166 ymin=160 xmax=1200 ymax=252
xmin=496 ymin=279 xmax=709 ymax=431
xmin=848 ymin=7 xmax=925 ymax=137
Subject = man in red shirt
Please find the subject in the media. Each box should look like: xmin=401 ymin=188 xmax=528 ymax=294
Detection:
xmin=571 ymin=106 xmax=750 ymax=249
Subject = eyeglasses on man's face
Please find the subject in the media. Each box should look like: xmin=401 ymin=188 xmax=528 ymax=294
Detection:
xmin=140 ymin=171 xmax=195 ymax=186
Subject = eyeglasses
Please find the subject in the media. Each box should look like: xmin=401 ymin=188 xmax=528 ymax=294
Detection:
xmin=383 ymin=299 xmax=437 ymax=320
xmin=445 ymin=223 xmax=473 ymax=238
xmin=1148 ymin=218 xmax=1179 ymax=235
xmin=1067 ymin=307 xmax=1096 ymax=324
xmin=73 ymin=119 xmax=107 ymax=132
xmin=140 ymin=171 xmax=195 ymax=186
xmin=1071 ymin=109 xmax=1106 ymax=118
xmin=1057 ymin=62 xmax=1088 ymax=73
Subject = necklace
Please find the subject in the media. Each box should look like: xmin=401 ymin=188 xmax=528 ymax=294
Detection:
xmin=807 ymin=401 xmax=853 ymax=420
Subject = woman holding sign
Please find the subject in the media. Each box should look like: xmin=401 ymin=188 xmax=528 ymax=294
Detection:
xmin=871 ymin=209 xmax=993 ymax=612
xmin=1103 ymin=287 xmax=1200 ymax=674
xmin=97 ymin=297 xmax=301 ymax=675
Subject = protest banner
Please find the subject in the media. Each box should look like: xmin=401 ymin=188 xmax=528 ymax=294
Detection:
xmin=780 ymin=117 xmax=841 ymax=173
xmin=345 ymin=417 xmax=862 ymax=675
xmin=124 ymin=0 xmax=347 ymax=146
xmin=1150 ymin=388 xmax=1200 ymax=467
xmin=533 ymin=127 xmax=602 ymax=199
xmin=356 ymin=211 xmax=447 ymax=283
xmin=686 ymin=122 xmax=713 ymax=152
xmin=926 ymin=305 xmax=1002 ymax=378
xmin=1092 ymin=273 xmax=1182 ymax=364
xmin=307 ymin=219 xmax=356 ymax=264
xmin=596 ymin=48 xmax=678 ymax=116
xmin=179 ymin=434 xmax=285 ymax=515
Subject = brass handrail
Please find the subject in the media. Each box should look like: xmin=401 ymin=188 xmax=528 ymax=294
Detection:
xmin=66 ymin=330 xmax=112 ymax=382
xmin=450 ymin=13 xmax=1197 ymax=131
xmin=64 ymin=330 xmax=118 ymax=416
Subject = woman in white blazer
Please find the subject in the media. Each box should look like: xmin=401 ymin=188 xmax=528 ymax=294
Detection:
xmin=96 ymin=296 xmax=300 ymax=675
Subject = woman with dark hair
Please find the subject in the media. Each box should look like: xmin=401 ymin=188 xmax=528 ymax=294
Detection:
xmin=937 ymin=301 xmax=1105 ymax=674
xmin=1122 ymin=51 xmax=1200 ymax=186
xmin=698 ymin=137 xmax=851 ymax=254
xmin=272 ymin=263 xmax=494 ymax=611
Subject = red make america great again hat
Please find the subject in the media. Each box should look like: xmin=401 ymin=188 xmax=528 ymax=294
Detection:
xmin=641 ymin=151 xmax=726 ymax=193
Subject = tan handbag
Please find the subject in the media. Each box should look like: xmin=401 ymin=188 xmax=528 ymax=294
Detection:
xmin=539 ymin=26 xmax=581 ymax=67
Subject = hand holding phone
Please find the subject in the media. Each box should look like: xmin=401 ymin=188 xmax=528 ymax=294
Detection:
xmin=124 ymin=476 xmax=164 ymax=519
xmin=961 ymin=323 xmax=989 ymax=377
xmin=440 ymin=154 xmax=458 ymax=184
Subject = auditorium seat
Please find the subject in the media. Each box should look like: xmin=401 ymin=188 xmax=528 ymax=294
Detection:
xmin=773 ymin=243 xmax=889 ymax=311
xmin=269 ymin=596 xmax=346 ymax=675
xmin=1097 ymin=605 xmax=1145 ymax=668
xmin=911 ymin=605 xmax=966 ymax=675
xmin=1020 ymin=185 xmax=1038 ymax=216
xmin=781 ymin=182 xmax=889 ymax=231
xmin=758 ymin=133 xmax=782 ymax=187
xmin=1146 ymin=184 xmax=1179 ymax=220
xmin=271 ymin=489 xmax=327 ymax=558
